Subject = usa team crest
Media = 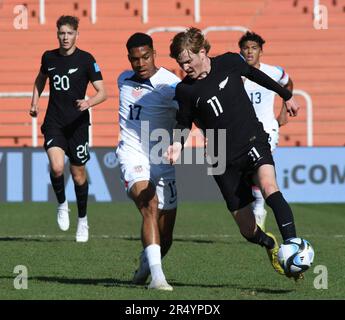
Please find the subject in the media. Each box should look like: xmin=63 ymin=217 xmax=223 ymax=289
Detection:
xmin=132 ymin=86 xmax=143 ymax=98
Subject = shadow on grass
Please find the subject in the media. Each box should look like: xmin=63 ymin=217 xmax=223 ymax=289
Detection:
xmin=169 ymin=281 xmax=293 ymax=294
xmin=33 ymin=276 xmax=135 ymax=288
xmin=37 ymin=277 xmax=295 ymax=294
xmin=0 ymin=276 xmax=134 ymax=288
xmin=0 ymin=276 xmax=294 ymax=294
xmin=0 ymin=236 xmax=72 ymax=243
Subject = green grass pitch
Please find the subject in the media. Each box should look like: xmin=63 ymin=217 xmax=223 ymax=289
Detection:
xmin=0 ymin=202 xmax=344 ymax=300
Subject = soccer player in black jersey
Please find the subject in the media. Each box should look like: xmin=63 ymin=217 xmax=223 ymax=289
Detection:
xmin=29 ymin=16 xmax=107 ymax=242
xmin=166 ymin=27 xmax=302 ymax=279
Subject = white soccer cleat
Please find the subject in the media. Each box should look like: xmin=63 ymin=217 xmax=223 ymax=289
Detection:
xmin=76 ymin=219 xmax=89 ymax=242
xmin=132 ymin=252 xmax=150 ymax=285
xmin=57 ymin=202 xmax=70 ymax=231
xmin=254 ymin=208 xmax=267 ymax=232
xmin=148 ymin=279 xmax=173 ymax=291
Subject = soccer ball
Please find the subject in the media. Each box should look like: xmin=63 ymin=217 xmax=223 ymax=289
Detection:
xmin=277 ymin=238 xmax=314 ymax=276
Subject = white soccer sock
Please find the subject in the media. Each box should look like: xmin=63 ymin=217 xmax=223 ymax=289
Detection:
xmin=58 ymin=199 xmax=68 ymax=209
xmin=78 ymin=216 xmax=88 ymax=224
xmin=252 ymin=186 xmax=265 ymax=215
xmin=145 ymin=244 xmax=165 ymax=282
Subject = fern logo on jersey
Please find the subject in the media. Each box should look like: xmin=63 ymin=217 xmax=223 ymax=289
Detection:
xmin=68 ymin=68 xmax=78 ymax=74
xmin=218 ymin=76 xmax=229 ymax=90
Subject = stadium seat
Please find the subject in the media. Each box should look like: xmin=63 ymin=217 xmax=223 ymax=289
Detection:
xmin=1 ymin=0 xmax=344 ymax=146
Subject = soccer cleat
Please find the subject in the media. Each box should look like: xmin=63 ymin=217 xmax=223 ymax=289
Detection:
xmin=132 ymin=252 xmax=150 ymax=285
xmin=288 ymin=272 xmax=305 ymax=282
xmin=265 ymin=232 xmax=285 ymax=275
xmin=57 ymin=202 xmax=70 ymax=231
xmin=254 ymin=208 xmax=267 ymax=232
xmin=148 ymin=279 xmax=173 ymax=291
xmin=76 ymin=219 xmax=89 ymax=242
xmin=294 ymin=273 xmax=305 ymax=281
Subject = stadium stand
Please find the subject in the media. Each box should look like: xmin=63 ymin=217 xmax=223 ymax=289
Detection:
xmin=0 ymin=0 xmax=344 ymax=146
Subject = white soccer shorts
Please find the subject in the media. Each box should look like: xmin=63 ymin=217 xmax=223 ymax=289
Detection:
xmin=267 ymin=121 xmax=279 ymax=152
xmin=116 ymin=147 xmax=177 ymax=210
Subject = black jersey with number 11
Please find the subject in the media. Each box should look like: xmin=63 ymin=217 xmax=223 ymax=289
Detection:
xmin=175 ymin=52 xmax=292 ymax=162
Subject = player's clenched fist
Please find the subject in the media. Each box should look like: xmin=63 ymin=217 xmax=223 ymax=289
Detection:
xmin=29 ymin=105 xmax=39 ymax=117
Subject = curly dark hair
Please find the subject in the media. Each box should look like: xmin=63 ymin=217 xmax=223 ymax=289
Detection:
xmin=238 ymin=31 xmax=265 ymax=49
xmin=126 ymin=33 xmax=153 ymax=52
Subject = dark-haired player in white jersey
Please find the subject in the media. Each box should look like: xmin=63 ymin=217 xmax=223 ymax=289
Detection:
xmin=116 ymin=33 xmax=180 ymax=290
xmin=239 ymin=32 xmax=294 ymax=231
xmin=29 ymin=15 xmax=107 ymax=242
xmin=166 ymin=27 xmax=303 ymax=280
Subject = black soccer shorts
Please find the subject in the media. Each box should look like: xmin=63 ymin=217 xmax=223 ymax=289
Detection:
xmin=213 ymin=139 xmax=275 ymax=212
xmin=43 ymin=124 xmax=90 ymax=166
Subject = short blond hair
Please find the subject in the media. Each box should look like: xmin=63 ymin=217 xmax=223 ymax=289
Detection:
xmin=170 ymin=27 xmax=211 ymax=59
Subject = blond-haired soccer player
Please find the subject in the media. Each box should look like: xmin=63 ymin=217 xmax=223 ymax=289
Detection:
xmin=166 ymin=27 xmax=303 ymax=280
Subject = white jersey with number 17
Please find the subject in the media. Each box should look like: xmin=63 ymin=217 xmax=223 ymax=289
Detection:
xmin=117 ymin=67 xmax=180 ymax=157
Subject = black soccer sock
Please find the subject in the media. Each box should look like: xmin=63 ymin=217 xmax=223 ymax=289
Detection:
xmin=75 ymin=181 xmax=89 ymax=218
xmin=266 ymin=191 xmax=297 ymax=241
xmin=242 ymin=226 xmax=275 ymax=250
xmin=50 ymin=173 xmax=66 ymax=204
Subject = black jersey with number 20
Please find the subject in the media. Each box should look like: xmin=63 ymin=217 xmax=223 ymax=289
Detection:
xmin=175 ymin=52 xmax=292 ymax=162
xmin=40 ymin=48 xmax=103 ymax=130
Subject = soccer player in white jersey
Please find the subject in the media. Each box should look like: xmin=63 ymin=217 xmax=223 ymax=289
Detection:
xmin=116 ymin=33 xmax=180 ymax=291
xmin=239 ymin=32 xmax=294 ymax=230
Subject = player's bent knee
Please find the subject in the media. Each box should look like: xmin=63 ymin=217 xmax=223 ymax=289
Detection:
xmin=141 ymin=196 xmax=159 ymax=210
xmin=261 ymin=183 xmax=279 ymax=198
xmin=50 ymin=166 xmax=64 ymax=177
xmin=72 ymin=174 xmax=87 ymax=186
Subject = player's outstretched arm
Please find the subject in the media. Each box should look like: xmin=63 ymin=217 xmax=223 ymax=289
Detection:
xmin=277 ymin=103 xmax=288 ymax=127
xmin=29 ymin=71 xmax=47 ymax=117
xmin=284 ymin=96 xmax=299 ymax=117
xmin=277 ymin=77 xmax=294 ymax=126
xmin=76 ymin=80 xmax=107 ymax=111
xmin=246 ymin=66 xmax=293 ymax=102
